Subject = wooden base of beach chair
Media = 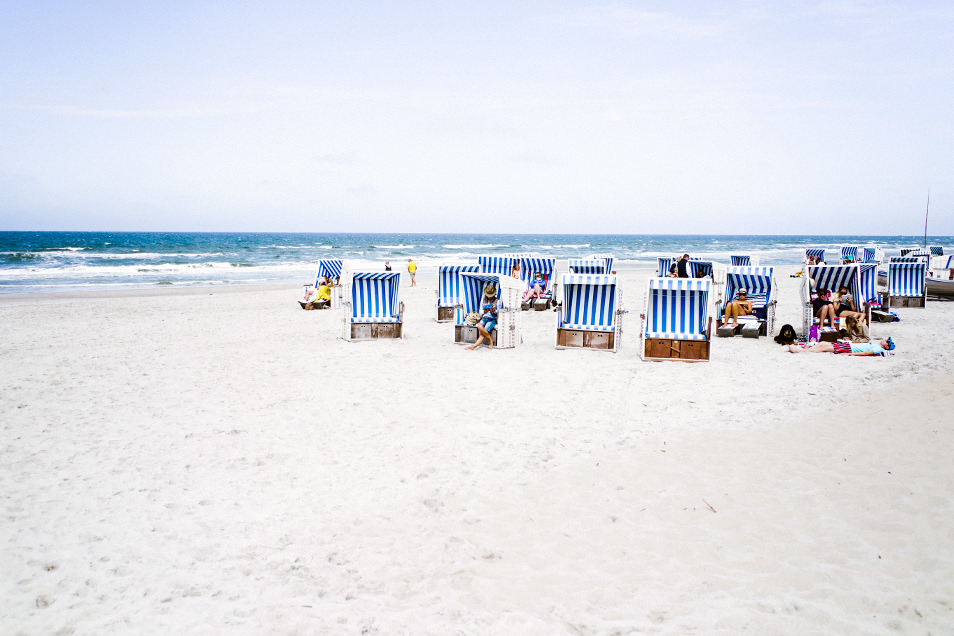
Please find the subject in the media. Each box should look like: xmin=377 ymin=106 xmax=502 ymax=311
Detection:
xmin=741 ymin=322 xmax=761 ymax=338
xmin=455 ymin=325 xmax=498 ymax=347
xmin=437 ymin=306 xmax=455 ymax=322
xmin=557 ymin=328 xmax=615 ymax=350
xmin=533 ymin=299 xmax=550 ymax=311
xmin=644 ymin=338 xmax=709 ymax=361
xmin=716 ymin=323 xmax=739 ymax=337
xmin=351 ymin=322 xmax=403 ymax=340
xmin=887 ymin=295 xmax=925 ymax=308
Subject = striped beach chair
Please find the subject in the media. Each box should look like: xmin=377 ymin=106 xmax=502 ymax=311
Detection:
xmin=688 ymin=259 xmax=714 ymax=279
xmin=343 ymin=272 xmax=403 ymax=340
xmin=519 ymin=257 xmax=556 ymax=310
xmin=436 ymin=265 xmax=479 ymax=323
xmin=804 ymin=248 xmax=826 ymax=264
xmin=802 ymin=264 xmax=863 ymax=339
xmin=642 ymin=278 xmax=712 ymax=361
xmin=717 ymin=266 xmax=776 ymax=338
xmin=840 ymin=245 xmax=859 ymax=263
xmin=729 ymin=255 xmax=759 ymax=267
xmin=478 ymin=256 xmax=516 ymax=277
xmin=312 ymin=259 xmax=346 ymax=308
xmin=568 ymin=259 xmax=606 ymax=274
xmin=555 ymin=274 xmax=623 ymax=352
xmin=857 ymin=263 xmax=880 ymax=309
xmin=929 ymin=246 xmax=944 ymax=256
xmin=589 ymin=254 xmax=614 ymax=274
xmin=657 ymin=257 xmax=675 ymax=277
xmin=886 ymin=261 xmax=927 ymax=308
xmin=859 ymin=247 xmax=878 ymax=263
xmin=455 ymin=273 xmax=523 ymax=348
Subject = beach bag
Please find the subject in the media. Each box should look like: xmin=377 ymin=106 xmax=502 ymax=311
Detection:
xmin=808 ymin=324 xmax=819 ymax=343
xmin=465 ymin=312 xmax=480 ymax=326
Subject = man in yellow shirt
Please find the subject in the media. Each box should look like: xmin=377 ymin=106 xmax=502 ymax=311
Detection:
xmin=407 ymin=259 xmax=417 ymax=287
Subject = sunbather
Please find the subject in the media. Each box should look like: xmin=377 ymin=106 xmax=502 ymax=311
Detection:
xmin=723 ymin=288 xmax=754 ymax=327
xmin=789 ymin=337 xmax=894 ymax=356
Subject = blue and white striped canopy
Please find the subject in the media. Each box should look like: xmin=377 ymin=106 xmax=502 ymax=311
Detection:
xmin=807 ymin=265 xmax=861 ymax=306
xmin=315 ymin=259 xmax=343 ymax=284
xmin=930 ymin=246 xmax=944 ymax=256
xmin=478 ymin=256 xmax=515 ymax=276
xmin=589 ymin=254 xmax=614 ymax=274
xmin=645 ymin=278 xmax=710 ymax=340
xmin=857 ymin=263 xmax=880 ymax=306
xmin=437 ymin=265 xmax=479 ymax=307
xmin=657 ymin=257 xmax=675 ymax=276
xmin=899 ymin=248 xmax=918 ymax=256
xmin=730 ymin=255 xmax=752 ymax=266
xmin=723 ymin=267 xmax=774 ymax=308
xmin=350 ymin=272 xmax=401 ymax=323
xmin=805 ymin=248 xmax=826 ymax=262
xmin=559 ymin=274 xmax=618 ymax=331
xmin=568 ymin=259 xmax=606 ymax=274
xmin=860 ymin=247 xmax=877 ymax=263
xmin=841 ymin=246 xmax=859 ymax=261
xmin=458 ymin=273 xmax=505 ymax=325
xmin=688 ymin=260 xmax=713 ymax=278
xmin=890 ymin=256 xmax=928 ymax=263
xmin=887 ymin=262 xmax=926 ymax=297
xmin=519 ymin=257 xmax=556 ymax=293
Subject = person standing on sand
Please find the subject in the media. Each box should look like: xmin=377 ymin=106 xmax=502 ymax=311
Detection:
xmin=407 ymin=259 xmax=417 ymax=286
xmin=384 ymin=260 xmax=391 ymax=271
xmin=676 ymin=254 xmax=691 ymax=278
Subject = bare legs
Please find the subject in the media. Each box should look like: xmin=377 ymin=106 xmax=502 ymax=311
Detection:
xmin=466 ymin=323 xmax=493 ymax=350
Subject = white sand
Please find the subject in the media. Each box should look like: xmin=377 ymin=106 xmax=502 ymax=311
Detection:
xmin=2 ymin=267 xmax=953 ymax=635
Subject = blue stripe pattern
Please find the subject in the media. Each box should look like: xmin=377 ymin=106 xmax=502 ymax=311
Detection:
xmin=438 ymin=265 xmax=479 ymax=306
xmin=568 ymin=259 xmax=606 ymax=274
xmin=458 ymin=273 xmax=504 ymax=325
xmin=860 ymin=247 xmax=877 ymax=263
xmin=805 ymin=248 xmax=826 ymax=262
xmin=930 ymin=246 xmax=944 ymax=256
xmin=657 ymin=257 xmax=674 ymax=276
xmin=730 ymin=255 xmax=752 ymax=266
xmin=722 ymin=267 xmax=774 ymax=312
xmin=888 ymin=262 xmax=926 ymax=297
xmin=688 ymin=260 xmax=713 ymax=278
xmin=519 ymin=257 xmax=556 ymax=294
xmin=645 ymin=278 xmax=710 ymax=340
xmin=946 ymin=256 xmax=954 ymax=269
xmin=350 ymin=272 xmax=401 ymax=323
xmin=841 ymin=246 xmax=859 ymax=261
xmin=315 ymin=259 xmax=343 ymax=283
xmin=589 ymin=254 xmax=614 ymax=274
xmin=478 ymin=256 xmax=515 ymax=276
xmin=560 ymin=274 xmax=618 ymax=331
xmin=857 ymin=263 xmax=880 ymax=305
xmin=808 ymin=265 xmax=861 ymax=306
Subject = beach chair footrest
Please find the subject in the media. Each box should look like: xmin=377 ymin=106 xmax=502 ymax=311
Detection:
xmin=870 ymin=310 xmax=897 ymax=323
xmin=533 ymin=299 xmax=550 ymax=311
xmin=741 ymin=322 xmax=761 ymax=338
xmin=716 ymin=323 xmax=740 ymax=337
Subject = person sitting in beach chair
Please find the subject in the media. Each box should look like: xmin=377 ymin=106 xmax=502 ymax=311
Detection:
xmin=523 ymin=272 xmax=547 ymax=301
xmin=298 ymin=285 xmax=318 ymax=310
xmin=832 ymin=285 xmax=865 ymax=324
xmin=300 ymin=280 xmax=332 ymax=309
xmin=789 ymin=337 xmax=894 ymax=356
xmin=467 ymin=285 xmax=499 ymax=350
xmin=722 ymin=288 xmax=754 ymax=328
xmin=811 ymin=288 xmax=837 ymax=329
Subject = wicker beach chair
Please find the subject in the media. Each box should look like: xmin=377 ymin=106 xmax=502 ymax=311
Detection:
xmin=802 ymin=264 xmax=866 ymax=340
xmin=641 ymin=278 xmax=712 ymax=361
xmin=567 ymin=259 xmax=607 ymax=274
xmin=885 ymin=260 xmax=927 ymax=308
xmin=454 ymin=273 xmax=523 ymax=348
xmin=555 ymin=273 xmax=623 ymax=352
xmin=518 ymin=257 xmax=557 ymax=310
xmin=436 ymin=265 xmax=479 ymax=323
xmin=343 ymin=272 xmax=403 ymax=340
xmin=716 ymin=266 xmax=776 ymax=339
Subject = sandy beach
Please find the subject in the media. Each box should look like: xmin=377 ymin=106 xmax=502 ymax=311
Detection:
xmin=2 ymin=266 xmax=953 ymax=635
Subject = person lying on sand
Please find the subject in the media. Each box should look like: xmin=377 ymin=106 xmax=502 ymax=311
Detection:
xmin=789 ymin=337 xmax=894 ymax=356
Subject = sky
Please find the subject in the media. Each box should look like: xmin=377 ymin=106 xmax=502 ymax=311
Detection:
xmin=1 ymin=1 xmax=953 ymax=234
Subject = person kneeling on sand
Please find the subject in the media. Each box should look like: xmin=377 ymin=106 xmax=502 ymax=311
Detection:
xmin=789 ymin=337 xmax=894 ymax=356
xmin=467 ymin=285 xmax=499 ymax=350
xmin=723 ymin=287 xmax=754 ymax=328
xmin=840 ymin=315 xmax=870 ymax=343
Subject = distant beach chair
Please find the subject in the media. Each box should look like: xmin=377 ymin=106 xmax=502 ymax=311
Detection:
xmin=641 ymin=278 xmax=712 ymax=361
xmin=804 ymin=248 xmax=826 ymax=265
xmin=857 ymin=263 xmax=881 ymax=310
xmin=478 ymin=256 xmax=516 ymax=277
xmin=436 ymin=265 xmax=479 ymax=323
xmin=859 ymin=247 xmax=879 ymax=263
xmin=657 ymin=257 xmax=675 ymax=277
xmin=454 ymin=273 xmax=523 ymax=348
xmin=885 ymin=260 xmax=927 ymax=308
xmin=929 ymin=246 xmax=944 ymax=256
xmin=588 ymin=254 xmax=614 ymax=274
xmin=729 ymin=255 xmax=759 ymax=267
xmin=313 ymin=259 xmax=346 ymax=308
xmin=555 ymin=273 xmax=623 ymax=352
xmin=567 ymin=259 xmax=606 ymax=274
xmin=840 ymin=245 xmax=859 ymax=262
xmin=518 ymin=257 xmax=557 ymax=310
xmin=716 ymin=266 xmax=776 ymax=339
xmin=802 ymin=264 xmax=865 ymax=340
xmin=688 ymin=258 xmax=714 ymax=279
xmin=343 ymin=272 xmax=403 ymax=340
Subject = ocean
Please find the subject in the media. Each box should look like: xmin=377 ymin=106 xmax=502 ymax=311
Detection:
xmin=1 ymin=231 xmax=950 ymax=294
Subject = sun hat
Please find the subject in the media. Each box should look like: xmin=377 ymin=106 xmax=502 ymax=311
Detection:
xmin=738 ymin=287 xmax=747 ymax=295
xmin=484 ymin=284 xmax=497 ymax=297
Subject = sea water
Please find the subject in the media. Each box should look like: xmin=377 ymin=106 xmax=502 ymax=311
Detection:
xmin=1 ymin=231 xmax=950 ymax=294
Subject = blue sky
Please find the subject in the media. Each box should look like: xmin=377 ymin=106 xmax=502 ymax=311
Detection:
xmin=2 ymin=1 xmax=952 ymax=234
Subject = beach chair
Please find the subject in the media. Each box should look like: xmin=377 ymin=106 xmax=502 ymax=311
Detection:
xmin=857 ymin=263 xmax=880 ymax=310
xmin=859 ymin=247 xmax=879 ymax=263
xmin=343 ymin=272 xmax=403 ymax=340
xmin=518 ymin=257 xmax=556 ymax=310
xmin=657 ymin=257 xmax=675 ymax=277
xmin=688 ymin=259 xmax=714 ymax=279
xmin=555 ymin=274 xmax=623 ymax=352
xmin=478 ymin=256 xmax=516 ymax=277
xmin=729 ymin=255 xmax=759 ymax=267
xmin=884 ymin=261 xmax=927 ymax=308
xmin=454 ymin=273 xmax=523 ymax=348
xmin=929 ymin=246 xmax=944 ymax=256
xmin=716 ymin=266 xmax=776 ymax=339
xmin=589 ymin=254 xmax=614 ymax=274
xmin=436 ymin=265 xmax=479 ymax=322
xmin=568 ymin=259 xmax=606 ymax=274
xmin=641 ymin=278 xmax=712 ymax=361
xmin=313 ymin=259 xmax=346 ymax=308
xmin=840 ymin=246 xmax=859 ymax=263
xmin=802 ymin=264 xmax=864 ymax=340
xmin=804 ymin=248 xmax=826 ymax=265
